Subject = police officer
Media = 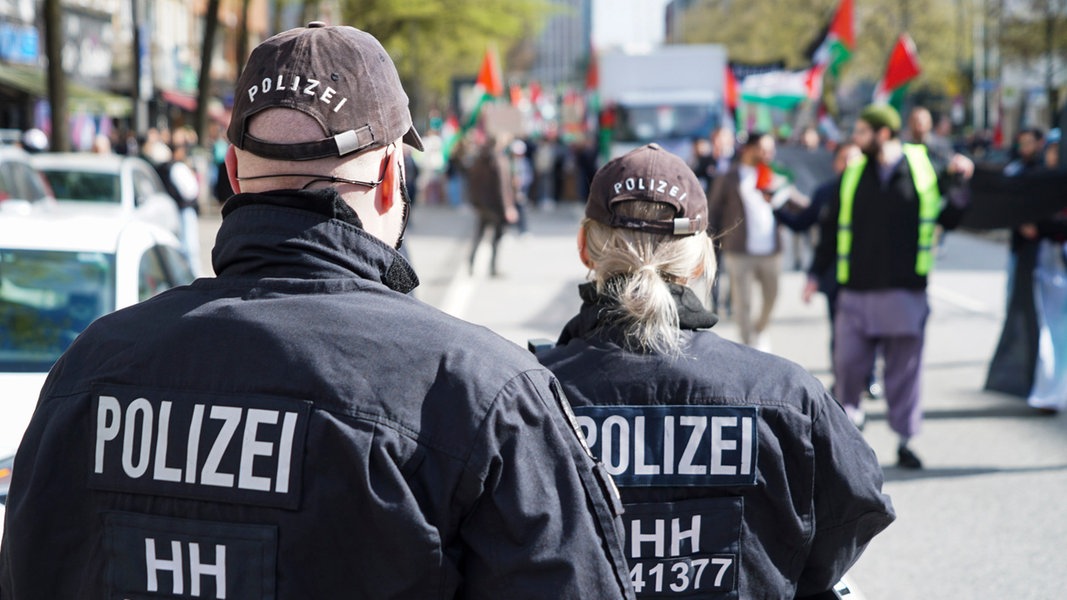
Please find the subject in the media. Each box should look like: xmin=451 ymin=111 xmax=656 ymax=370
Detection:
xmin=536 ymin=144 xmax=895 ymax=599
xmin=0 ymin=23 xmax=634 ymax=599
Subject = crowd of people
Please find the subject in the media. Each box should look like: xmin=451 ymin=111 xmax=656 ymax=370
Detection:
xmin=686 ymin=104 xmax=1065 ymax=469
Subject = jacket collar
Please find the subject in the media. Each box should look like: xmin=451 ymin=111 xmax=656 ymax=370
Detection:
xmin=558 ymin=280 xmax=717 ymax=345
xmin=212 ymin=189 xmax=419 ymax=294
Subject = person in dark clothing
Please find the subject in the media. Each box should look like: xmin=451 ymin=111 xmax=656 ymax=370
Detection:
xmin=805 ymin=104 xmax=974 ymax=469
xmin=464 ymin=134 xmax=517 ymax=277
xmin=0 ymin=23 xmax=635 ymax=600
xmin=985 ymin=128 xmax=1067 ymax=412
xmin=537 ymin=143 xmax=895 ymax=599
xmin=779 ymin=142 xmax=880 ymax=398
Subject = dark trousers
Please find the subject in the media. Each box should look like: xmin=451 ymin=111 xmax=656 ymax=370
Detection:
xmin=470 ymin=216 xmax=505 ymax=276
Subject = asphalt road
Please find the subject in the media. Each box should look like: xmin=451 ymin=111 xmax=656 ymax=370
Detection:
xmin=199 ymin=200 xmax=1067 ymax=599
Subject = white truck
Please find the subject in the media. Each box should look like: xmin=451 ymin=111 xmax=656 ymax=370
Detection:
xmin=597 ymin=44 xmax=728 ymax=162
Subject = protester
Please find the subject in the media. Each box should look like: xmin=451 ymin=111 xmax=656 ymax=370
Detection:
xmin=806 ymin=104 xmax=974 ymax=469
xmin=0 ymin=22 xmax=635 ymax=599
xmin=905 ymin=105 xmax=955 ymax=163
xmin=784 ymin=143 xmax=859 ymax=349
xmin=508 ymin=138 xmax=533 ymax=235
xmin=986 ymin=128 xmax=1067 ymax=413
xmin=690 ymin=135 xmax=715 ymax=191
xmin=706 ymin=126 xmax=736 ymax=315
xmin=708 ymin=131 xmax=806 ymax=351
xmin=783 ymin=142 xmax=881 ymax=399
xmin=537 ymin=143 xmax=895 ymax=599
xmin=985 ymin=128 xmax=1051 ymax=398
xmin=1028 ymin=132 xmax=1067 ymax=413
xmin=142 ymin=133 xmax=201 ymax=268
xmin=464 ymin=132 xmax=518 ymax=277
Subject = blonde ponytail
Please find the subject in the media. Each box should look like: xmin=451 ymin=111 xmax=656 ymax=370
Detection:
xmin=582 ymin=201 xmax=716 ymax=355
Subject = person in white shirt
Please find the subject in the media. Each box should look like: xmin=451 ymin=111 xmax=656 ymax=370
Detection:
xmin=708 ymin=131 xmax=805 ymax=350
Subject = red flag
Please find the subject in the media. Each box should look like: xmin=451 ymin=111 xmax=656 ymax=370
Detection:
xmin=725 ymin=66 xmax=739 ymax=110
xmin=476 ymin=47 xmax=504 ymax=97
xmin=509 ymin=84 xmax=523 ymax=107
xmin=830 ymin=0 xmax=854 ymax=49
xmin=874 ymin=33 xmax=921 ymax=101
xmin=585 ymin=46 xmax=599 ymax=90
xmin=756 ymin=162 xmax=775 ymax=192
xmin=805 ymin=64 xmax=827 ymax=100
xmin=529 ymin=81 xmax=542 ymax=105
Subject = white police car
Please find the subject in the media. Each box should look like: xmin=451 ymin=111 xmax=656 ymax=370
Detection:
xmin=31 ymin=152 xmax=182 ymax=237
xmin=0 ymin=206 xmax=195 ymax=501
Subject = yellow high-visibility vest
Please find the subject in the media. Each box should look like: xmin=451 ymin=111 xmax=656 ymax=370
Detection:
xmin=836 ymin=144 xmax=941 ymax=284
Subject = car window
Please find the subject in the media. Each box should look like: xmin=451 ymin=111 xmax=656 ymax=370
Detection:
xmin=138 ymin=246 xmax=172 ymax=301
xmin=40 ymin=170 xmax=120 ymax=203
xmin=158 ymin=245 xmax=196 ymax=284
xmin=131 ymin=165 xmax=163 ymax=207
xmin=0 ymin=249 xmax=115 ymax=372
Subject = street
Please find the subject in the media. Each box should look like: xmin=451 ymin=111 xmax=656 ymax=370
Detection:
xmin=199 ymin=201 xmax=1067 ymax=599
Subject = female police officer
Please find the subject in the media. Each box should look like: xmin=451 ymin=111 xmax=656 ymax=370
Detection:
xmin=536 ymin=143 xmax=895 ymax=599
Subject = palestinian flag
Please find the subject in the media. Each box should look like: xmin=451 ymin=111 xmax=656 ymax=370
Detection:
xmin=873 ymin=33 xmax=921 ymax=110
xmin=807 ymin=0 xmax=854 ymax=75
xmin=725 ymin=65 xmax=740 ymax=111
xmin=445 ymin=46 xmax=503 ymax=160
xmin=739 ymin=65 xmax=825 ymax=110
xmin=441 ymin=113 xmax=461 ymax=163
xmin=466 ymin=45 xmax=504 ymax=128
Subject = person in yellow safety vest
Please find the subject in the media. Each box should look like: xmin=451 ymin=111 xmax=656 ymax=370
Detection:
xmin=804 ymin=104 xmax=974 ymax=470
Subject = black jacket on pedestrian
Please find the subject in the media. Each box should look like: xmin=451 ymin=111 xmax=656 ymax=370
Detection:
xmin=0 ymin=189 xmax=634 ymax=600
xmin=810 ymin=151 xmax=969 ymax=292
xmin=538 ymin=283 xmax=896 ymax=599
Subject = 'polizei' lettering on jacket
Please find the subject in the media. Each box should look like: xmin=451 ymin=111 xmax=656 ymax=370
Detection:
xmin=244 ymin=73 xmax=349 ymax=112
xmin=572 ymin=405 xmax=759 ymax=487
xmin=89 ymin=385 xmax=311 ymax=509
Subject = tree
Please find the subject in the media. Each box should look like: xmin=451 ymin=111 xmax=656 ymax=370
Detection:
xmin=339 ymin=0 xmax=552 ymax=119
xmin=237 ymin=0 xmax=252 ymax=79
xmin=677 ymin=0 xmax=965 ymax=107
xmin=999 ymin=0 xmax=1067 ymax=121
xmin=194 ymin=0 xmax=222 ymax=146
xmin=43 ymin=0 xmax=69 ymax=151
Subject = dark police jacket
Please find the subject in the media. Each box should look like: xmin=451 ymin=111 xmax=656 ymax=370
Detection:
xmin=0 ymin=190 xmax=634 ymax=600
xmin=537 ymin=283 xmax=895 ymax=599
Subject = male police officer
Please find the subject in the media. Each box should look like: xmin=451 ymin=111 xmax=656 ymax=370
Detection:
xmin=0 ymin=23 xmax=634 ymax=599
xmin=539 ymin=144 xmax=895 ymax=598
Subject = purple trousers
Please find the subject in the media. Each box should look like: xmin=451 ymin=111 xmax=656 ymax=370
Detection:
xmin=834 ymin=289 xmax=930 ymax=438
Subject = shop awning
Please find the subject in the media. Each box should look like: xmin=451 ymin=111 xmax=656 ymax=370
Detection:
xmin=160 ymin=89 xmax=197 ymax=112
xmin=160 ymin=88 xmax=229 ymax=123
xmin=0 ymin=63 xmax=133 ymax=117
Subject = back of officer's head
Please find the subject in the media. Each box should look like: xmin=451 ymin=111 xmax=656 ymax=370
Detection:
xmin=581 ymin=144 xmax=715 ymax=355
xmin=226 ymin=22 xmax=422 ymax=194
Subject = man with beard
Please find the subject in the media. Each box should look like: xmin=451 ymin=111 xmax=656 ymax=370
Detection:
xmin=806 ymin=104 xmax=974 ymax=469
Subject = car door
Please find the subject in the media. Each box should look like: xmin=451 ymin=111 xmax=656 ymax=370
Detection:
xmin=129 ymin=160 xmax=181 ymax=236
